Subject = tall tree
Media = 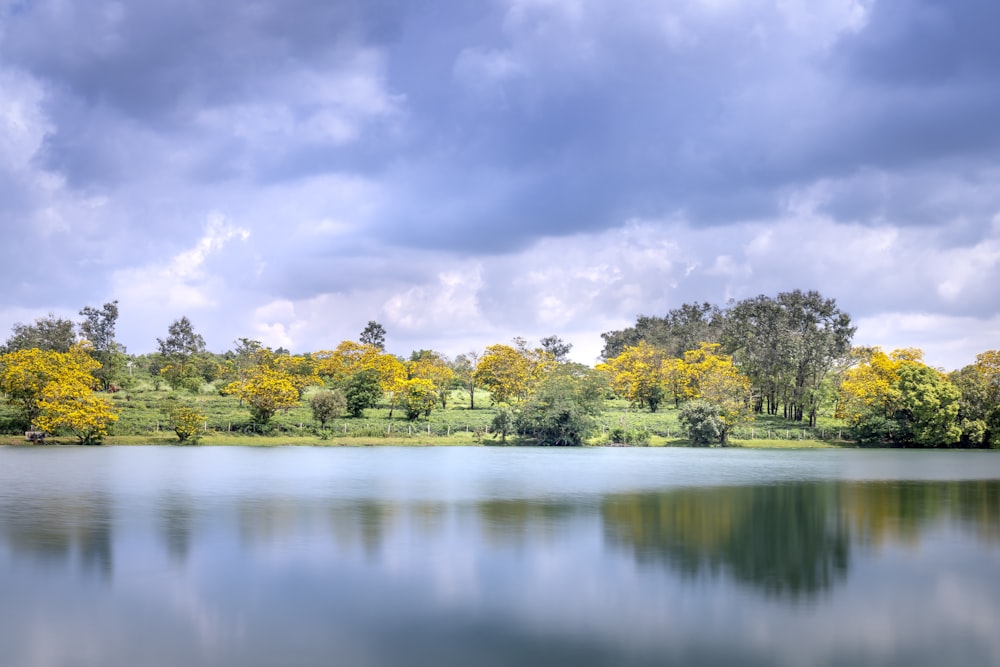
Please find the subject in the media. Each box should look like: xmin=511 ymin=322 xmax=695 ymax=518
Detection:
xmin=360 ymin=321 xmax=386 ymax=351
xmin=600 ymin=302 xmax=724 ymax=359
xmin=3 ymin=314 xmax=77 ymax=353
xmin=724 ymin=291 xmax=854 ymax=425
xmin=157 ymin=317 xmax=208 ymax=390
xmin=452 ymin=351 xmax=481 ymax=409
xmin=540 ymin=335 xmax=573 ymax=362
xmin=79 ymin=301 xmax=126 ymax=391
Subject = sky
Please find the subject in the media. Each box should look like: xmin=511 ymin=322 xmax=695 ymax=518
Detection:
xmin=1 ymin=0 xmax=998 ymax=370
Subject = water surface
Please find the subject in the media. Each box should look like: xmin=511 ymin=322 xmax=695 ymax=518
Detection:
xmin=2 ymin=446 xmax=999 ymax=666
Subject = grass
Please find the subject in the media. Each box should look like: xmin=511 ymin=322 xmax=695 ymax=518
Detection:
xmin=0 ymin=374 xmax=854 ymax=449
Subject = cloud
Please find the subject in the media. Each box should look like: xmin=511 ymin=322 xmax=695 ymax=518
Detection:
xmin=1 ymin=0 xmax=999 ymax=369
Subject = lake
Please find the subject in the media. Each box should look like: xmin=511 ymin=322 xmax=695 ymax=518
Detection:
xmin=1 ymin=446 xmax=999 ymax=666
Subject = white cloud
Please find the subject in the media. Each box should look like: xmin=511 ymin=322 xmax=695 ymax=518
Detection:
xmin=115 ymin=213 xmax=250 ymax=312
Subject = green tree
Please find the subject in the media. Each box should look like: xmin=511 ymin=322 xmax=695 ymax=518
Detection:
xmin=310 ymin=390 xmax=347 ymax=429
xmin=79 ymin=301 xmax=126 ymax=391
xmin=515 ymin=364 xmax=607 ymax=446
xmin=3 ymin=314 xmax=76 ymax=353
xmin=360 ymin=321 xmax=386 ymax=350
xmin=157 ymin=317 xmax=207 ymax=390
xmin=344 ymin=369 xmax=382 ymax=418
xmin=452 ymin=351 xmax=481 ymax=409
xmin=895 ymin=363 xmax=961 ymax=447
xmin=540 ymin=335 xmax=573 ymax=362
xmin=679 ymin=400 xmax=725 ymax=446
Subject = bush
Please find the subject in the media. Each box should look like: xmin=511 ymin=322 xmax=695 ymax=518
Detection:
xmin=310 ymin=390 xmax=347 ymax=429
xmin=678 ymin=401 xmax=724 ymax=446
xmin=605 ymin=425 xmax=651 ymax=446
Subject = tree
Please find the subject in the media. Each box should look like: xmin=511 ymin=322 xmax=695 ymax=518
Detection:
xmin=0 ymin=344 xmax=118 ymax=442
xmin=399 ymin=378 xmax=437 ymax=420
xmin=723 ymin=291 xmax=854 ymax=425
xmin=223 ymin=365 xmax=299 ymax=425
xmin=3 ymin=314 xmax=76 ymax=353
xmin=599 ymin=341 xmax=666 ymax=412
xmin=600 ymin=302 xmax=725 ymax=359
xmin=838 ymin=348 xmax=963 ymax=447
xmin=310 ymin=390 xmax=347 ymax=429
xmin=79 ymin=301 xmax=126 ymax=391
xmin=360 ymin=321 xmax=386 ymax=350
xmin=35 ymin=379 xmax=119 ymax=445
xmin=674 ymin=345 xmax=754 ymax=445
xmin=895 ymin=363 xmax=961 ymax=447
xmin=515 ymin=364 xmax=607 ymax=445
xmin=407 ymin=350 xmax=454 ymax=408
xmin=452 ymin=351 xmax=481 ymax=409
xmin=475 ymin=340 xmax=554 ymax=405
xmin=166 ymin=403 xmax=205 ymax=443
xmin=158 ymin=316 xmax=206 ymax=358
xmin=951 ymin=352 xmax=1000 ymax=447
xmin=679 ymin=401 xmax=725 ymax=446
xmin=491 ymin=405 xmax=515 ymax=443
xmin=157 ymin=317 xmax=208 ymax=390
xmin=540 ymin=335 xmax=573 ymax=362
xmin=344 ymin=369 xmax=382 ymax=417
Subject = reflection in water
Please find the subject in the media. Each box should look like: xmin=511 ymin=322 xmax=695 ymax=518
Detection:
xmin=161 ymin=491 xmax=194 ymax=565
xmin=1 ymin=448 xmax=1000 ymax=667
xmin=1 ymin=490 xmax=114 ymax=579
xmin=602 ymin=484 xmax=851 ymax=599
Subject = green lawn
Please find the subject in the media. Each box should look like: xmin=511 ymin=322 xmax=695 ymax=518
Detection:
xmin=0 ymin=379 xmax=853 ymax=448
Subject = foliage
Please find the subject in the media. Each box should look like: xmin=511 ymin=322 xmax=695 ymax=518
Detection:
xmin=223 ymin=365 xmax=299 ymax=425
xmin=343 ymin=369 xmax=383 ymax=418
xmin=601 ymin=302 xmax=725 ymax=360
xmin=678 ymin=400 xmax=725 ymax=446
xmin=407 ymin=350 xmax=454 ymax=408
xmin=605 ymin=425 xmax=651 ymax=446
xmin=490 ymin=405 xmax=516 ymax=443
xmin=167 ymin=403 xmax=205 ymax=443
xmin=157 ymin=317 xmax=208 ymax=390
xmin=540 ymin=335 xmax=573 ymax=362
xmin=35 ymin=379 xmax=119 ymax=445
xmin=839 ymin=347 xmax=963 ymax=447
xmin=310 ymin=390 xmax=347 ymax=428
xmin=0 ymin=344 xmax=102 ymax=425
xmin=399 ymin=378 xmax=438 ymax=420
xmin=515 ymin=364 xmax=607 ymax=445
xmin=452 ymin=351 xmax=481 ymax=409
xmin=360 ymin=320 xmax=387 ymax=350
xmin=894 ymin=362 xmax=961 ymax=446
xmin=79 ymin=300 xmax=126 ymax=391
xmin=475 ymin=340 xmax=554 ymax=405
xmin=3 ymin=314 xmax=76 ymax=353
xmin=599 ymin=341 xmax=667 ymax=412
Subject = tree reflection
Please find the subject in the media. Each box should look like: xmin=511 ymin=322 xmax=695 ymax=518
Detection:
xmin=0 ymin=491 xmax=113 ymax=580
xmin=602 ymin=483 xmax=850 ymax=599
xmin=602 ymin=479 xmax=1000 ymax=600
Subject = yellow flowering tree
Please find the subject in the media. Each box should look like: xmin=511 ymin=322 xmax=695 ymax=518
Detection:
xmin=399 ymin=378 xmax=438 ymax=420
xmin=407 ymin=350 xmax=455 ymax=408
xmin=474 ymin=341 xmax=554 ymax=405
xmin=168 ymin=403 xmax=206 ymax=443
xmin=35 ymin=378 xmax=119 ymax=445
xmin=0 ymin=344 xmax=117 ymax=441
xmin=223 ymin=365 xmax=299 ymax=425
xmin=599 ymin=341 xmax=666 ymax=411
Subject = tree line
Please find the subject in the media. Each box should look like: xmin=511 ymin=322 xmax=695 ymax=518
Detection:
xmin=0 ymin=291 xmax=998 ymax=447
